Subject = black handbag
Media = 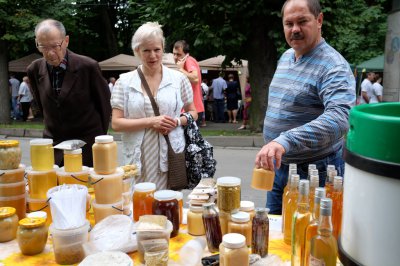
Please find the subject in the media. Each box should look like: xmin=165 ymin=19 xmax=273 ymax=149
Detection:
xmin=137 ymin=68 xmax=188 ymax=190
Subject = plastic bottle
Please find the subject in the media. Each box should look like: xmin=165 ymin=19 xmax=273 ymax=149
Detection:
xmin=179 ymin=237 xmax=207 ymax=266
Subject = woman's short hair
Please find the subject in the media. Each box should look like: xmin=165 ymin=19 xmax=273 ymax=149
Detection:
xmin=131 ymin=22 xmax=165 ymax=56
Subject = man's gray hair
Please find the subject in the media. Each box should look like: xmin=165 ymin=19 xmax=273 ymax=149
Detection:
xmin=281 ymin=0 xmax=322 ymax=18
xmin=35 ymin=19 xmax=66 ymax=38
xmin=131 ymin=22 xmax=165 ymax=56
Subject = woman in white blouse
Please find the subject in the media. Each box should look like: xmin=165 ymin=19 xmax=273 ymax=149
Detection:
xmin=110 ymin=22 xmax=197 ymax=189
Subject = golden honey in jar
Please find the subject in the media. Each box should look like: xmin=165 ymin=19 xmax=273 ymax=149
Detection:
xmin=90 ymin=168 xmax=123 ymax=204
xmin=219 ymin=210 xmax=234 ymax=236
xmin=219 ymin=233 xmax=249 ymax=266
xmin=187 ymin=205 xmax=205 ymax=236
xmin=57 ymin=166 xmax=91 ymax=191
xmin=0 ymin=140 xmax=21 ymax=170
xmin=26 ymin=166 xmax=58 ymax=199
xmin=30 ymin=138 xmax=54 ymax=171
xmin=133 ymin=182 xmax=156 ymax=221
xmin=63 ymin=148 xmax=83 ymax=172
xmin=228 ymin=211 xmax=252 ymax=247
xmin=0 ymin=180 xmax=26 ymax=197
xmin=92 ymin=135 xmax=118 ymax=175
xmin=217 ymin=177 xmax=241 ymax=212
xmin=175 ymin=191 xmax=183 ymax=224
xmin=251 ymin=168 xmax=275 ymax=191
xmin=0 ymin=207 xmax=19 ymax=242
xmin=0 ymin=165 xmax=25 ymax=184
xmin=92 ymin=199 xmax=123 ymax=224
xmin=28 ymin=197 xmax=52 ymax=226
xmin=153 ymin=190 xmax=180 ymax=238
xmin=17 ymin=217 xmax=48 ymax=255
xmin=0 ymin=193 xmax=26 ymax=219
xmin=240 ymin=201 xmax=255 ymax=222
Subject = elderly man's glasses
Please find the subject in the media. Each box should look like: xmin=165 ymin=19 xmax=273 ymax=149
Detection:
xmin=36 ymin=40 xmax=64 ymax=52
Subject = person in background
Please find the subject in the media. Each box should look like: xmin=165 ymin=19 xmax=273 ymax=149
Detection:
xmin=225 ymin=73 xmax=240 ymax=124
xmin=111 ymin=22 xmax=197 ymax=189
xmin=370 ymin=73 xmax=383 ymax=103
xmin=108 ymin=77 xmax=116 ymax=92
xmin=255 ymin=0 xmax=356 ymax=214
xmin=173 ymin=40 xmax=204 ymax=125
xmin=200 ymin=78 xmax=209 ymax=126
xmin=211 ymin=72 xmax=227 ymax=123
xmin=9 ymin=74 xmax=21 ymax=120
xmin=18 ymin=76 xmax=33 ymax=122
xmin=238 ymin=76 xmax=251 ymax=130
xmin=27 ymin=19 xmax=111 ymax=167
xmin=360 ymin=72 xmax=375 ymax=104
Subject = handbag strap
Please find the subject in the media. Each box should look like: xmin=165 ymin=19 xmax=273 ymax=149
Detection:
xmin=137 ymin=67 xmax=173 ymax=146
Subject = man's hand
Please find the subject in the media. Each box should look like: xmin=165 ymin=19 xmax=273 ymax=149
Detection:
xmin=255 ymin=141 xmax=286 ymax=171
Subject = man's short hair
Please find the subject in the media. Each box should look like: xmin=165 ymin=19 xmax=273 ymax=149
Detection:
xmin=35 ymin=19 xmax=66 ymax=38
xmin=174 ymin=40 xmax=190 ymax=54
xmin=281 ymin=0 xmax=321 ymax=18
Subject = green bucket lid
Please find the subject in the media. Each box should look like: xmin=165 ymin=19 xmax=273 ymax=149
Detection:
xmin=346 ymin=102 xmax=400 ymax=164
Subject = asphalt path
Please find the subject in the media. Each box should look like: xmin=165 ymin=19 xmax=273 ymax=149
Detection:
xmin=6 ymin=136 xmax=268 ymax=209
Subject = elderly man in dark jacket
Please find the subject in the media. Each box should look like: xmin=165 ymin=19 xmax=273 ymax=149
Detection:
xmin=27 ymin=19 xmax=111 ymax=167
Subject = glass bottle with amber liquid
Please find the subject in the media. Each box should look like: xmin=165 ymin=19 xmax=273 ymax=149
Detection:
xmin=309 ymin=198 xmax=338 ymax=266
xmin=304 ymin=187 xmax=326 ymax=266
xmin=202 ymin=202 xmax=222 ymax=253
xmin=292 ymin=180 xmax=311 ymax=266
xmin=331 ymin=176 xmax=343 ymax=240
xmin=283 ymin=174 xmax=300 ymax=245
xmin=282 ymin=164 xmax=297 ymax=233
xmin=308 ymin=170 xmax=319 ymax=213
xmin=325 ymin=166 xmax=336 ymax=198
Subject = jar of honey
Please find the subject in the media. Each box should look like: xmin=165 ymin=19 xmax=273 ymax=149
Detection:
xmin=30 ymin=139 xmax=54 ymax=171
xmin=187 ymin=205 xmax=205 ymax=236
xmin=133 ymin=182 xmax=156 ymax=221
xmin=63 ymin=148 xmax=82 ymax=172
xmin=219 ymin=233 xmax=249 ymax=266
xmin=0 ymin=140 xmax=21 ymax=170
xmin=26 ymin=166 xmax=58 ymax=199
xmin=175 ymin=191 xmax=183 ymax=224
xmin=0 ymin=193 xmax=26 ymax=220
xmin=92 ymin=135 xmax=118 ymax=175
xmin=17 ymin=217 xmax=48 ymax=255
xmin=240 ymin=201 xmax=255 ymax=222
xmin=217 ymin=177 xmax=241 ymax=212
xmin=152 ymin=190 xmax=179 ymax=237
xmin=251 ymin=168 xmax=275 ymax=191
xmin=0 ymin=207 xmax=19 ymax=242
xmin=228 ymin=211 xmax=252 ymax=247
xmin=90 ymin=167 xmax=123 ymax=204
xmin=0 ymin=165 xmax=25 ymax=184
xmin=0 ymin=180 xmax=26 ymax=197
xmin=57 ymin=166 xmax=91 ymax=192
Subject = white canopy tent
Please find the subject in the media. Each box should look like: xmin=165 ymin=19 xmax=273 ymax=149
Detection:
xmin=99 ymin=53 xmax=177 ymax=71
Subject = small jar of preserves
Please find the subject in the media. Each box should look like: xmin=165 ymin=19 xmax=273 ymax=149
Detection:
xmin=152 ymin=190 xmax=179 ymax=238
xmin=63 ymin=148 xmax=83 ymax=172
xmin=187 ymin=205 xmax=205 ymax=236
xmin=30 ymin=138 xmax=54 ymax=171
xmin=217 ymin=177 xmax=241 ymax=212
xmin=0 ymin=207 xmax=19 ymax=242
xmin=240 ymin=201 xmax=255 ymax=222
xmin=0 ymin=140 xmax=21 ymax=170
xmin=133 ymin=182 xmax=156 ymax=221
xmin=92 ymin=135 xmax=118 ymax=175
xmin=17 ymin=217 xmax=48 ymax=255
xmin=219 ymin=233 xmax=249 ymax=266
xmin=228 ymin=211 xmax=252 ymax=247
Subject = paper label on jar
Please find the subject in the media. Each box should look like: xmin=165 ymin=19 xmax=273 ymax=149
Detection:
xmin=309 ymin=255 xmax=326 ymax=266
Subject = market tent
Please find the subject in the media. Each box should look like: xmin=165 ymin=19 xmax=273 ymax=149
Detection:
xmin=8 ymin=53 xmax=42 ymax=72
xmin=99 ymin=54 xmax=140 ymax=71
xmin=356 ymin=54 xmax=384 ymax=72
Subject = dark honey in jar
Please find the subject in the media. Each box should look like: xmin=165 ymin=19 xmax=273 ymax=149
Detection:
xmin=152 ymin=190 xmax=179 ymax=237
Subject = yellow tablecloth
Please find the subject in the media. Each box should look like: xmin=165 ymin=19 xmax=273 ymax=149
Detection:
xmin=0 ymin=216 xmax=291 ymax=266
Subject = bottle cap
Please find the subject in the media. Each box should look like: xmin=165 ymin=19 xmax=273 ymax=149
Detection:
xmin=27 ymin=211 xmax=48 ymax=221
xmin=0 ymin=207 xmax=16 ymax=218
xmin=314 ymin=187 xmax=326 ymax=204
xmin=310 ymin=174 xmax=319 ymax=186
xmin=19 ymin=217 xmax=46 ymax=228
xmin=189 ymin=205 xmax=204 ymax=212
xmin=240 ymin=201 xmax=255 ymax=211
xmin=0 ymin=140 xmax=19 ymax=148
xmin=222 ymin=233 xmax=246 ymax=249
xmin=64 ymin=148 xmax=82 ymax=155
xmin=310 ymin=169 xmax=319 ymax=176
xmin=217 ymin=176 xmax=241 ymax=186
xmin=231 ymin=211 xmax=250 ymax=222
xmin=299 ymin=180 xmax=309 ymax=195
xmin=154 ymin=190 xmax=177 ymax=201
xmin=320 ymin=198 xmax=332 ymax=216
xmin=289 ymin=163 xmax=297 ymax=170
xmin=30 ymin=138 xmax=53 ymax=145
xmin=175 ymin=191 xmax=183 ymax=201
xmin=333 ymin=176 xmax=343 ymax=189
xmin=95 ymin=135 xmax=114 ymax=143
xmin=308 ymin=164 xmax=317 ymax=170
xmin=134 ymin=182 xmax=156 ymax=192
xmin=255 ymin=207 xmax=270 ymax=215
xmin=291 ymin=174 xmax=300 ymax=187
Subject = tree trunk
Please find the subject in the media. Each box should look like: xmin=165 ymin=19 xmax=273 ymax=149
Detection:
xmin=99 ymin=6 xmax=118 ymax=58
xmin=246 ymin=17 xmax=277 ymax=133
xmin=0 ymin=39 xmax=10 ymax=124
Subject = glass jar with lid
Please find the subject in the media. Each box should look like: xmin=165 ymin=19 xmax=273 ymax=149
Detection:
xmin=219 ymin=233 xmax=249 ymax=266
xmin=0 ymin=140 xmax=21 ymax=170
xmin=17 ymin=217 xmax=48 ymax=255
xmin=240 ymin=201 xmax=255 ymax=222
xmin=64 ymin=148 xmax=83 ymax=172
xmin=217 ymin=177 xmax=241 ymax=212
xmin=228 ymin=211 xmax=252 ymax=246
xmin=187 ymin=205 xmax=205 ymax=236
xmin=133 ymin=182 xmax=156 ymax=221
xmin=30 ymin=138 xmax=54 ymax=171
xmin=202 ymin=202 xmax=222 ymax=253
xmin=152 ymin=190 xmax=180 ymax=237
xmin=92 ymin=135 xmax=118 ymax=175
xmin=0 ymin=207 xmax=19 ymax=242
xmin=251 ymin=207 xmax=270 ymax=257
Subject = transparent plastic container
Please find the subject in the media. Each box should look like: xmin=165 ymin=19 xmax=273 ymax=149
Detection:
xmin=92 ymin=199 xmax=123 ymax=224
xmin=0 ymin=140 xmax=21 ymax=170
xmin=27 ymin=197 xmax=52 ymax=226
xmin=26 ymin=166 xmax=58 ymax=199
xmin=63 ymin=148 xmax=82 ymax=172
xmin=228 ymin=212 xmax=252 ymax=247
xmin=0 ymin=180 xmax=26 ymax=197
xmin=0 ymin=165 xmax=25 ymax=183
xmin=92 ymin=135 xmax=118 ymax=175
xmin=57 ymin=166 xmax=91 ymax=192
xmin=219 ymin=233 xmax=249 ymax=266
xmin=90 ymin=167 xmax=123 ymax=204
xmin=0 ymin=193 xmax=26 ymax=220
xmin=30 ymin=138 xmax=54 ymax=171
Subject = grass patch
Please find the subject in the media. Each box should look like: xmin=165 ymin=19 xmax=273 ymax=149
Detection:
xmin=200 ymin=129 xmax=260 ymax=137
xmin=0 ymin=121 xmax=44 ymax=129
